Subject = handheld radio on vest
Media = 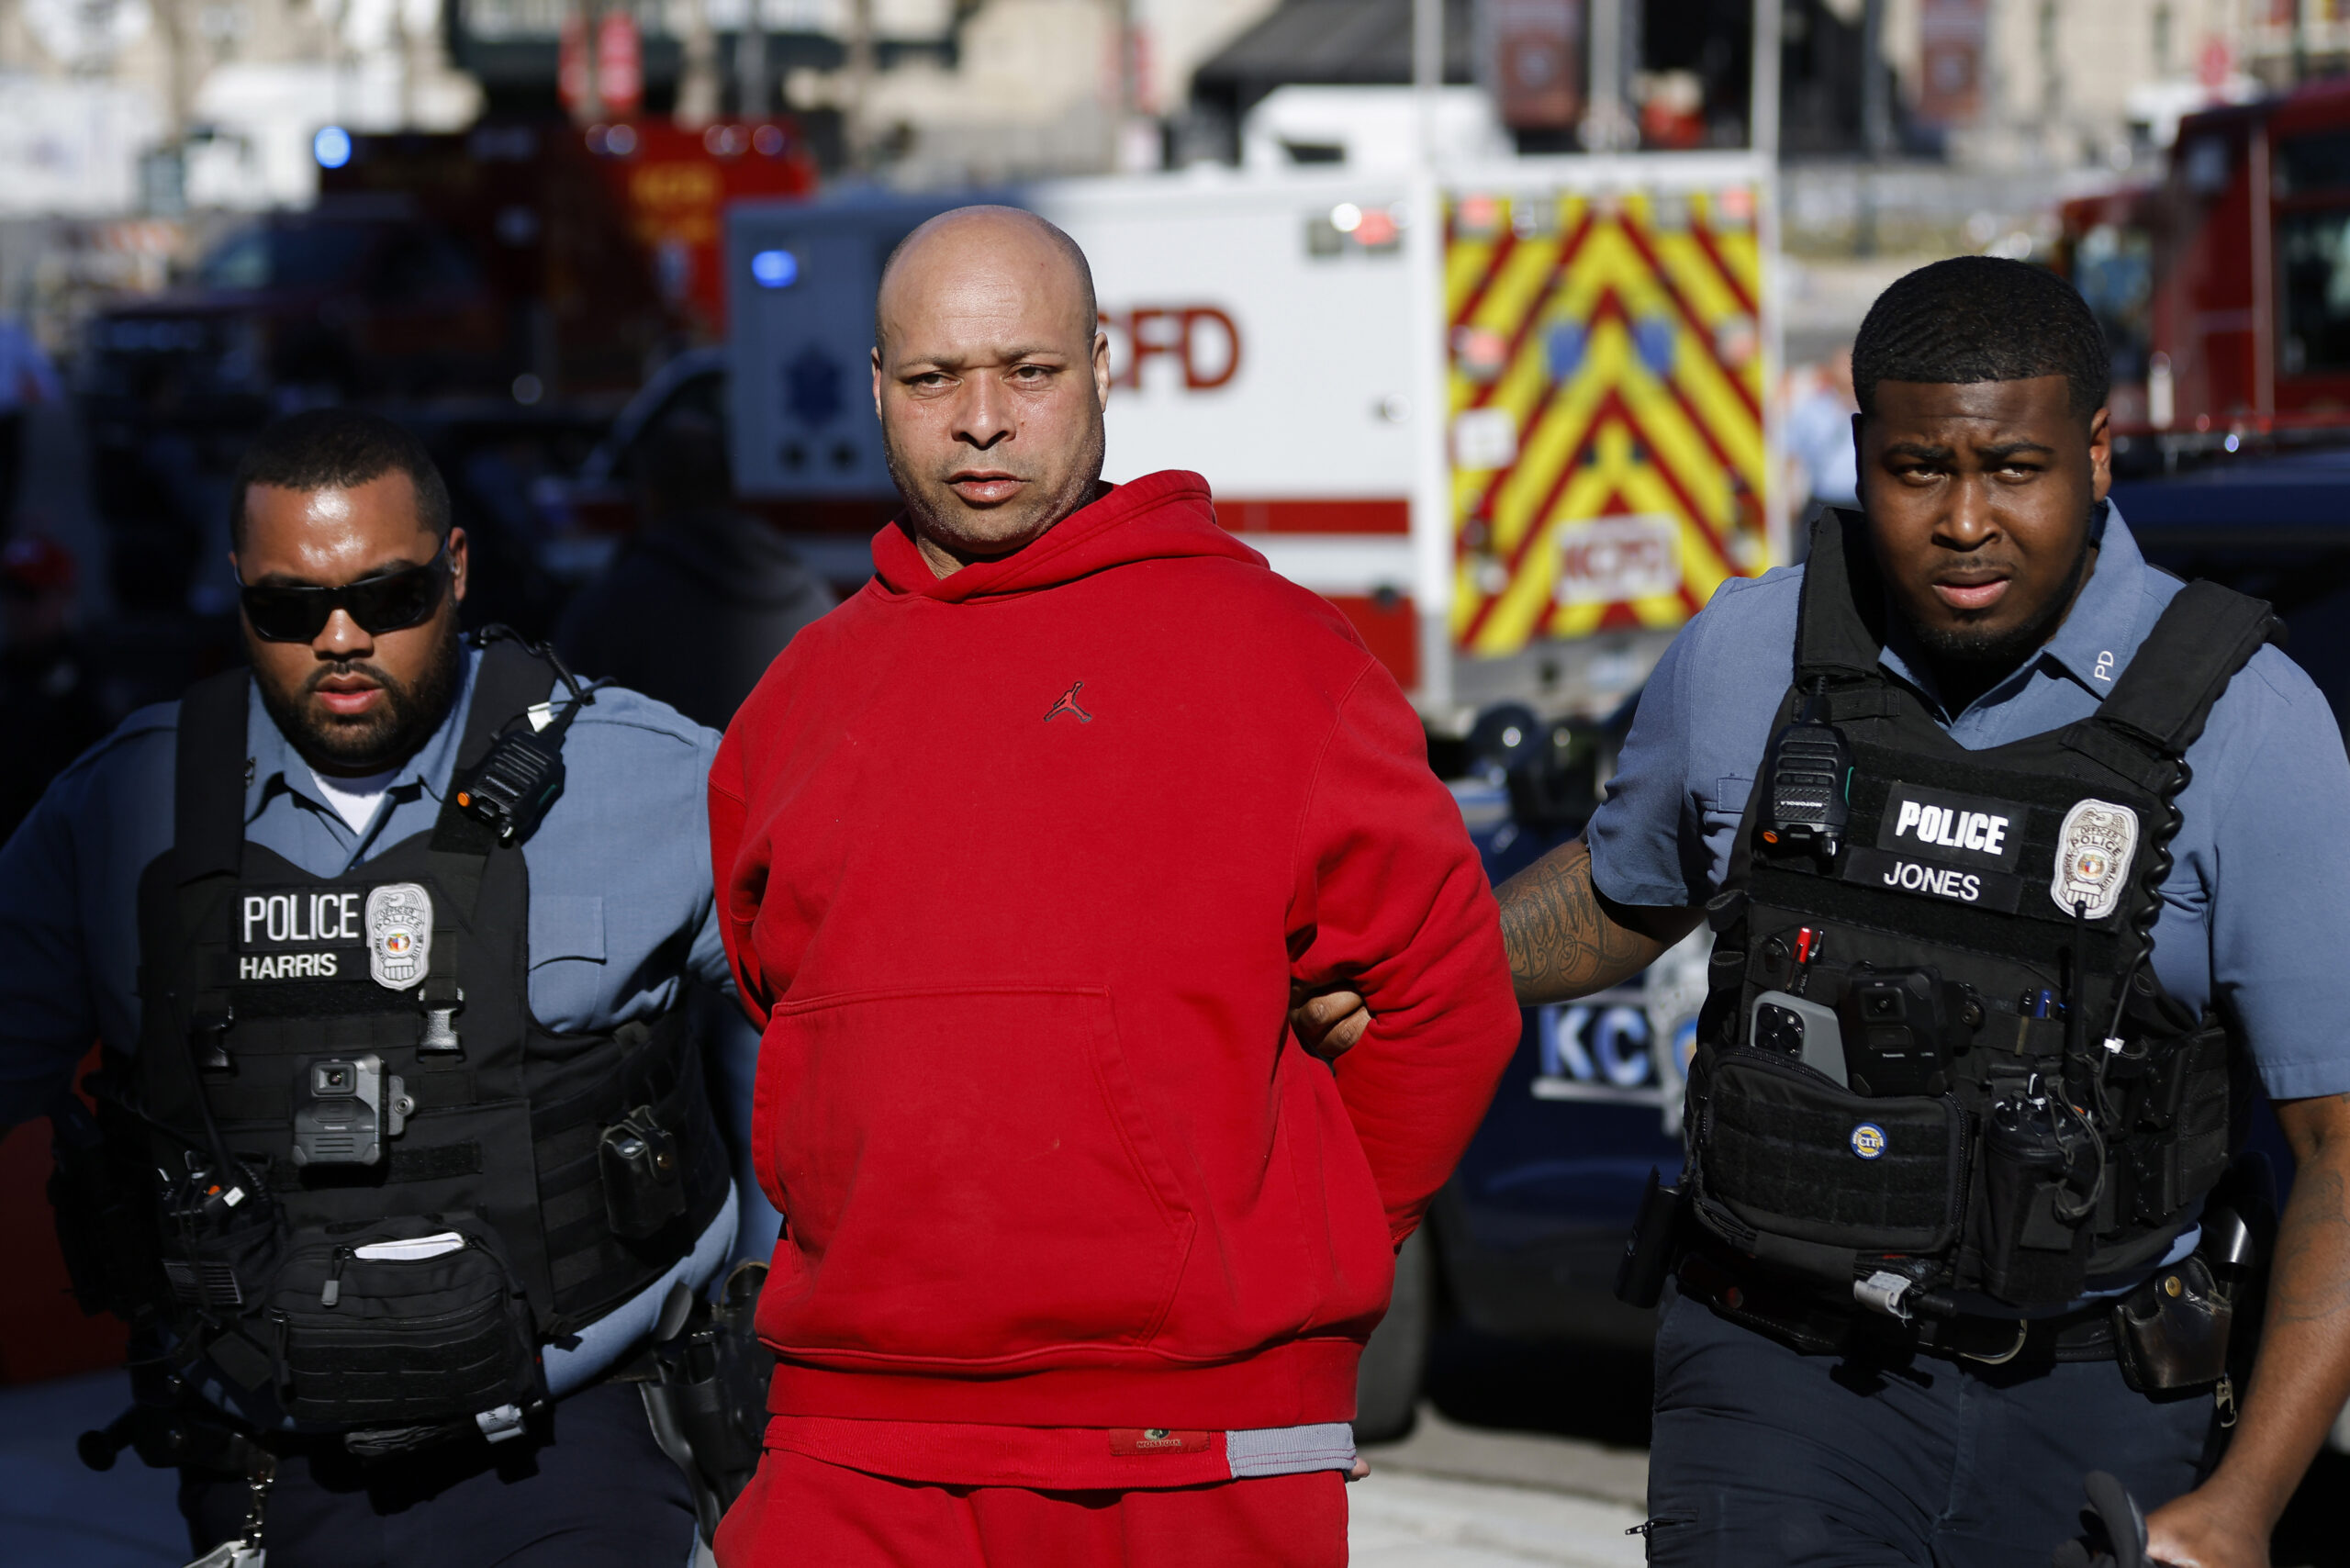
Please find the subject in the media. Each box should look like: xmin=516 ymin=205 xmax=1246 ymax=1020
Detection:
xmin=453 ymin=633 xmax=593 ymax=844
xmin=1758 ymin=679 xmax=1852 ymax=861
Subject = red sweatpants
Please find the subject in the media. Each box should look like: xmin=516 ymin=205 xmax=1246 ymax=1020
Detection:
xmin=714 ymin=1448 xmax=1348 ymax=1567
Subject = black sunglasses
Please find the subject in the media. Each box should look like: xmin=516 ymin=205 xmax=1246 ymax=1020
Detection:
xmin=239 ymin=542 xmax=451 ymax=644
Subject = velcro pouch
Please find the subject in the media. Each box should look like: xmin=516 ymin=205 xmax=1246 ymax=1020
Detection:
xmin=265 ymin=1213 xmax=537 ymax=1428
xmin=1698 ymin=1048 xmax=1966 ymax=1253
xmin=2128 ymin=1021 xmax=2232 ymax=1226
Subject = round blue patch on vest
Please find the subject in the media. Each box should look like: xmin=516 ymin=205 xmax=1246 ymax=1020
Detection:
xmin=1850 ymin=1123 xmax=1887 ymax=1160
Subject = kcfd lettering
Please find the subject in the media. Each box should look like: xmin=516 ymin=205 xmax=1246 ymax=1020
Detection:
xmin=242 ymin=891 xmax=362 ymax=946
xmin=1890 ymin=800 xmax=2009 ymax=857
xmin=239 ymin=952 xmax=341 ymax=980
xmin=1881 ymin=858 xmax=1983 ymax=903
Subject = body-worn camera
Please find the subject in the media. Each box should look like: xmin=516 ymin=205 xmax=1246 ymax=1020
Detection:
xmin=1834 ymin=968 xmax=1984 ymax=1097
xmin=291 ymin=1054 xmax=411 ymax=1168
xmin=600 ymin=1107 xmax=687 ymax=1238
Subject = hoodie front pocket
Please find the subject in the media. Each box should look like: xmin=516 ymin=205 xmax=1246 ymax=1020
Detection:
xmin=758 ymin=986 xmax=1196 ymax=1365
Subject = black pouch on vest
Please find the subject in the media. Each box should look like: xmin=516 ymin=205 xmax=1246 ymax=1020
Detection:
xmin=47 ymin=1099 xmax=166 ymax=1320
xmin=265 ymin=1214 xmax=537 ymax=1428
xmin=1698 ymin=1048 xmax=1965 ymax=1253
xmin=2114 ymin=1254 xmax=2232 ymax=1394
xmin=1977 ymin=1089 xmax=2091 ymax=1305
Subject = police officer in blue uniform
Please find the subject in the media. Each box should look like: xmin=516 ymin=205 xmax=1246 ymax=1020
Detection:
xmin=1495 ymin=260 xmax=2350 ymax=1565
xmin=0 ymin=410 xmax=745 ymax=1566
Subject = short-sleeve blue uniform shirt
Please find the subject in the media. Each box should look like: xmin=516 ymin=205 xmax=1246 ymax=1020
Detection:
xmin=0 ymin=644 xmax=743 ymax=1395
xmin=1586 ymin=504 xmax=2350 ymax=1103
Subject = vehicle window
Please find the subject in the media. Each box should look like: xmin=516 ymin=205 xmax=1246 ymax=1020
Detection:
xmin=2073 ymin=222 xmax=2154 ymax=381
xmin=370 ymin=230 xmax=481 ymax=304
xmin=2279 ymin=208 xmax=2350 ymax=375
xmin=198 ymin=225 xmax=375 ymax=290
xmin=2277 ymin=131 xmax=2350 ymax=197
xmin=269 ymin=226 xmax=376 ymax=287
xmin=197 ymin=230 xmax=271 ymax=290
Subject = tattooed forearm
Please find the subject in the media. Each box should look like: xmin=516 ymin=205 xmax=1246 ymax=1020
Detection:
xmin=2271 ymin=1138 xmax=2350 ymax=1327
xmin=2180 ymin=1093 xmax=2350 ymax=1535
xmin=1495 ymin=839 xmax=1700 ymax=1005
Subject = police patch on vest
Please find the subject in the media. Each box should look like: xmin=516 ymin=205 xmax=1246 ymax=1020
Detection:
xmin=1842 ymin=846 xmax=2027 ymax=912
xmin=238 ymin=887 xmax=368 ymax=982
xmin=2051 ymin=799 xmax=2139 ymax=920
xmin=365 ymin=883 xmax=433 ymax=990
xmin=1874 ymin=781 xmax=2030 ymax=870
xmin=1851 ymin=1123 xmax=1887 ymax=1159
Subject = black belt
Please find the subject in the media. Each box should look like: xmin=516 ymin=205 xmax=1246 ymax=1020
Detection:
xmin=1677 ymin=1249 xmax=2121 ymax=1366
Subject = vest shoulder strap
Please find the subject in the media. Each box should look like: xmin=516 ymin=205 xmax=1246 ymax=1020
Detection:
xmin=1795 ymin=508 xmax=1890 ymax=682
xmin=453 ymin=635 xmax=560 ymax=775
xmin=427 ymin=636 xmax=562 ymax=913
xmin=2093 ymin=580 xmax=2282 ymax=757
xmin=173 ymin=668 xmax=252 ymax=881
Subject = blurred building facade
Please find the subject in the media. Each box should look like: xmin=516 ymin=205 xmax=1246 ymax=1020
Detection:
xmin=0 ymin=0 xmax=2322 ymax=216
xmin=1882 ymin=0 xmax=2261 ymax=169
xmin=449 ymin=0 xmax=1287 ymax=182
xmin=0 ymin=0 xmax=480 ymax=213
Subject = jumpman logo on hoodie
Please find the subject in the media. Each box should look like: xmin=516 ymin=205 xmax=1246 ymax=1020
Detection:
xmin=1044 ymin=681 xmax=1093 ymax=724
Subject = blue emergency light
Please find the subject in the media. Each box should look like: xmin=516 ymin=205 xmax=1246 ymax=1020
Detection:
xmin=313 ymin=126 xmax=352 ymax=170
xmin=751 ymin=250 xmax=800 ymax=289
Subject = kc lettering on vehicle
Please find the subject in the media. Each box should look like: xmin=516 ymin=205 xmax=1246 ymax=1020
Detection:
xmin=1874 ymin=781 xmax=2030 ymax=870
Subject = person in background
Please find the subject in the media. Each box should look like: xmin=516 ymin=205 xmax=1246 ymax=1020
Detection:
xmin=554 ymin=406 xmax=834 ymax=734
xmin=0 ymin=314 xmax=63 ymax=528
xmin=0 ymin=534 xmax=107 ymax=842
xmin=554 ymin=404 xmax=831 ymax=1268
xmin=1784 ymin=347 xmax=1860 ymax=538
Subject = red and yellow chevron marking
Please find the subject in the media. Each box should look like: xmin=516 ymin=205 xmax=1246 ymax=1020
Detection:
xmin=1447 ymin=186 xmax=1771 ymax=656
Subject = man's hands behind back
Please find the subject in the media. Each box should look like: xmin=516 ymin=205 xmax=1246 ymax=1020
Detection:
xmin=1288 ymin=836 xmax=1698 ymax=1057
xmin=1291 ymin=983 xmax=1371 ymax=1061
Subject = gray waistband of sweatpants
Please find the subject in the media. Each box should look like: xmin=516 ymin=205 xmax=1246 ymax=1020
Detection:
xmin=1225 ymin=1423 xmax=1357 ymax=1479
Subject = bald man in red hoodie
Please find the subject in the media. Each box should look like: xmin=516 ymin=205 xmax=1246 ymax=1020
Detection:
xmin=707 ymin=206 xmax=1519 ymax=1566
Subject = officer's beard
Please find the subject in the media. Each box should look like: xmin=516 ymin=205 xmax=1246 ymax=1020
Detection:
xmin=1908 ymin=528 xmax=2096 ymax=689
xmin=257 ymin=619 xmax=464 ymax=777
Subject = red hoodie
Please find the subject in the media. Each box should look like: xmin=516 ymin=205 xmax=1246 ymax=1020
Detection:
xmin=708 ymin=471 xmax=1517 ymax=1452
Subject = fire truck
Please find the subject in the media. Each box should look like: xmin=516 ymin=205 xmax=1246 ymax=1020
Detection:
xmin=2054 ymin=76 xmax=2350 ymax=451
xmin=77 ymin=116 xmax=818 ymax=621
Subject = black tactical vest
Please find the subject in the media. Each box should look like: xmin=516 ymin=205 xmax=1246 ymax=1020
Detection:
xmin=1685 ymin=511 xmax=2276 ymax=1313
xmin=103 ymin=639 xmax=728 ymax=1435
